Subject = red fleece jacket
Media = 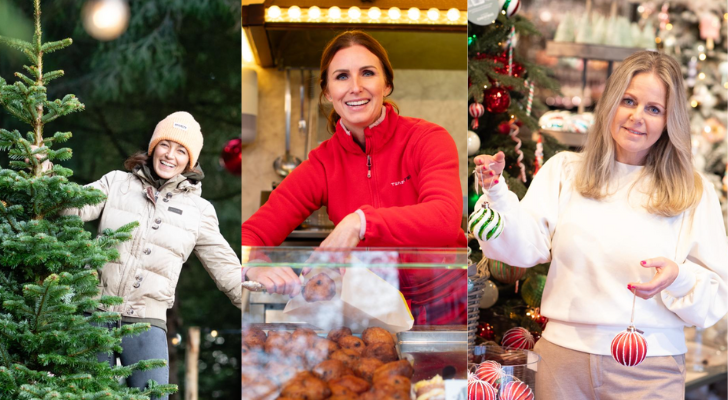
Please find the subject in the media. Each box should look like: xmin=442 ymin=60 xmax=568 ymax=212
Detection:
xmin=242 ymin=105 xmax=467 ymax=324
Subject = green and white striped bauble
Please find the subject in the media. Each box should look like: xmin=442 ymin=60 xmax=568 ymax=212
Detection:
xmin=468 ymin=202 xmax=504 ymax=241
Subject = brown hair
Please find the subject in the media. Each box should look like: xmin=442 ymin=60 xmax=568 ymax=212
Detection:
xmin=319 ymin=30 xmax=398 ymax=133
xmin=575 ymin=51 xmax=702 ymax=216
xmin=124 ymin=150 xmax=199 ymax=174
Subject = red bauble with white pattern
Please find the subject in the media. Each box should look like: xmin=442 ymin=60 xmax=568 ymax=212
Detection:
xmin=499 ymin=381 xmax=534 ymax=400
xmin=468 ymin=379 xmax=497 ymax=400
xmin=501 ymin=327 xmax=535 ymax=350
xmin=469 ymin=102 xmax=486 ymax=129
xmin=474 ymin=360 xmax=504 ymax=388
xmin=610 ymin=326 xmax=647 ymax=367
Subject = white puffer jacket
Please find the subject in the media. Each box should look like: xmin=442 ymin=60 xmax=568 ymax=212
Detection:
xmin=63 ymin=169 xmax=241 ymax=321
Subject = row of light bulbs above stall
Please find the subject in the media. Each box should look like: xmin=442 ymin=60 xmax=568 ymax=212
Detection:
xmin=266 ymin=6 xmax=466 ymax=25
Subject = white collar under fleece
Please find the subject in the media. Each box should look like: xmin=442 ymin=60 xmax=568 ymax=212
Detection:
xmin=339 ymin=106 xmax=387 ymax=136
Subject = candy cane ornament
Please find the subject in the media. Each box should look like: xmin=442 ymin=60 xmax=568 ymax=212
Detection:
xmin=470 ymin=102 xmax=485 ymax=129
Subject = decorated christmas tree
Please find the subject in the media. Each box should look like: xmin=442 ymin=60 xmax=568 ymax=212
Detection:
xmin=0 ymin=1 xmax=175 ymax=398
xmin=467 ymin=8 xmax=564 ymax=349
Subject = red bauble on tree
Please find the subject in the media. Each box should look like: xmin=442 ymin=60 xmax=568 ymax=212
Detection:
xmin=470 ymin=102 xmax=486 ymax=129
xmin=501 ymin=327 xmax=535 ymax=350
xmin=468 ymin=379 xmax=497 ymax=400
xmin=499 ymin=381 xmax=534 ymax=400
xmin=611 ymin=326 xmax=648 ymax=367
xmin=483 ymin=86 xmax=511 ymax=113
xmin=220 ymin=137 xmax=242 ymax=176
xmin=497 ymin=121 xmax=512 ymax=134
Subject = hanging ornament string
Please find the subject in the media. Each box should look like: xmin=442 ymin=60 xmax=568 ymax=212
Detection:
xmin=509 ymin=120 xmax=527 ymax=182
xmin=629 ymin=287 xmax=638 ymax=327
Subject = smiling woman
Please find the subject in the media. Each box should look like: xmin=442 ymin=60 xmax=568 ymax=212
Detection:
xmin=242 ymin=30 xmax=467 ymax=325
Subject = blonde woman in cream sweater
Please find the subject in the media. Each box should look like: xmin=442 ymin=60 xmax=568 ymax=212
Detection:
xmin=474 ymin=51 xmax=727 ymax=399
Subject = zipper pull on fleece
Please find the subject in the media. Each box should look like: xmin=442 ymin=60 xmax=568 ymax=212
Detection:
xmin=367 ymin=155 xmax=372 ymax=178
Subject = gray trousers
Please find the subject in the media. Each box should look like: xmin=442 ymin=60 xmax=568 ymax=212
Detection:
xmin=96 ymin=321 xmax=170 ymax=400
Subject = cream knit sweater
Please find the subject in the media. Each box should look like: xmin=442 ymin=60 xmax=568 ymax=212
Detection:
xmin=476 ymin=151 xmax=728 ymax=356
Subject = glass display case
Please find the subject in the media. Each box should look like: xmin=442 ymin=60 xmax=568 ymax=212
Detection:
xmin=241 ymin=247 xmax=468 ymax=400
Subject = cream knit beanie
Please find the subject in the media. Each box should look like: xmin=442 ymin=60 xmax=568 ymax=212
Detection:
xmin=148 ymin=112 xmax=203 ymax=168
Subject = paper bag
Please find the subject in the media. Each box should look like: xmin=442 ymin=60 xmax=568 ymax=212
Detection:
xmin=283 ymin=267 xmax=414 ymax=333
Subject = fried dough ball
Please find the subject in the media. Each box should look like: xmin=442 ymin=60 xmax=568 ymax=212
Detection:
xmin=285 ymin=328 xmax=318 ymax=356
xmin=241 ymin=345 xmax=265 ymax=367
xmin=312 ymin=359 xmax=353 ymax=382
xmin=241 ymin=372 xmax=277 ymax=400
xmin=326 ymin=327 xmax=352 ymax=344
xmin=338 ymin=335 xmax=366 ymax=356
xmin=372 ymin=360 xmax=414 ymax=383
xmin=329 ymin=375 xmax=371 ymax=394
xmin=330 ymin=395 xmax=360 ymax=400
xmin=373 ymin=375 xmax=411 ymax=392
xmin=361 ymin=327 xmax=395 ymax=347
xmin=302 ymin=273 xmax=336 ymax=302
xmin=266 ymin=361 xmax=301 ymax=386
xmin=264 ymin=331 xmax=292 ymax=355
xmin=363 ymin=343 xmax=398 ymax=363
xmin=359 ymin=386 xmax=410 ymax=400
xmin=242 ymin=326 xmax=267 ymax=349
xmin=329 ymin=349 xmax=360 ymax=369
xmin=280 ymin=371 xmax=331 ymax=400
xmin=353 ymin=357 xmax=384 ymax=382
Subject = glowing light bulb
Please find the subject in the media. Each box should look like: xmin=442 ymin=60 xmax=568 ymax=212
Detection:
xmin=288 ymin=6 xmax=301 ymax=19
xmin=698 ymin=72 xmax=706 ymax=80
xmin=408 ymin=7 xmax=420 ymax=21
xmin=699 ymin=53 xmax=706 ymax=61
xmin=666 ymin=23 xmax=672 ymax=30
xmin=329 ymin=6 xmax=341 ymax=20
xmin=348 ymin=6 xmax=361 ymax=20
xmin=447 ymin=8 xmax=460 ymax=22
xmin=388 ymin=7 xmax=401 ymax=21
xmin=242 ymin=33 xmax=254 ymax=64
xmin=690 ymin=100 xmax=699 ymax=108
xmin=368 ymin=7 xmax=381 ymax=20
xmin=83 ymin=0 xmax=130 ymax=41
xmin=268 ymin=5 xmax=282 ymax=19
xmin=308 ymin=6 xmax=321 ymax=20
xmin=211 ymin=330 xmax=218 ymax=338
xmin=427 ymin=8 xmax=440 ymax=22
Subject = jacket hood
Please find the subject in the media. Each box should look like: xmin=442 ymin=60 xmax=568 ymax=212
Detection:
xmin=134 ymin=164 xmax=202 ymax=195
xmin=333 ymin=103 xmax=399 ymax=155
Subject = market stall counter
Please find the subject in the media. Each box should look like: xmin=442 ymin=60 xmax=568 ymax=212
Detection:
xmin=241 ymin=247 xmax=468 ymax=400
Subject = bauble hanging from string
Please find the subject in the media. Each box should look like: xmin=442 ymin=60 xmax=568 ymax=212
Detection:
xmin=479 ymin=279 xmax=499 ymax=308
xmin=483 ymin=86 xmax=511 ymax=113
xmin=610 ymin=288 xmax=648 ymax=367
xmin=220 ymin=137 xmax=242 ymax=176
xmin=501 ymin=327 xmax=535 ymax=350
xmin=470 ymin=102 xmax=485 ymax=129
xmin=521 ymin=274 xmax=547 ymax=308
xmin=489 ymin=260 xmax=527 ymax=285
xmin=469 ymin=202 xmax=504 ymax=242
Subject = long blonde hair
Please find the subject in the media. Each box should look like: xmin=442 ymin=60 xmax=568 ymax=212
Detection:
xmin=575 ymin=51 xmax=702 ymax=217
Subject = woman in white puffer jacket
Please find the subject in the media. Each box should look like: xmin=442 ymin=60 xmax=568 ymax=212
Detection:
xmin=61 ymin=111 xmax=241 ymax=399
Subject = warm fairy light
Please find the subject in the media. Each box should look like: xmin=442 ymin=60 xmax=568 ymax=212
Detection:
xmin=171 ymin=336 xmax=180 ymax=345
xmin=666 ymin=23 xmax=673 ymax=30
xmin=427 ymin=8 xmax=440 ymax=21
xmin=268 ymin=5 xmax=282 ymax=19
xmin=655 ymin=37 xmax=661 ymax=44
xmin=704 ymin=126 xmax=712 ymax=133
xmin=637 ymin=5 xmax=645 ymax=13
xmin=348 ymin=6 xmax=361 ymax=20
xmin=288 ymin=6 xmax=301 ymax=19
xmin=210 ymin=330 xmax=218 ymax=338
xmin=83 ymin=0 xmax=130 ymax=41
xmin=501 ymin=10 xmax=506 ymax=15
xmin=691 ymin=100 xmax=699 ymax=108
xmin=329 ymin=6 xmax=342 ymax=19
xmin=698 ymin=45 xmax=705 ymax=52
xmin=699 ymin=53 xmax=706 ymax=61
xmin=724 ymin=82 xmax=728 ymax=89
xmin=368 ymin=7 xmax=381 ymax=20
xmin=447 ymin=8 xmax=460 ymax=22
xmin=408 ymin=7 xmax=420 ymax=21
xmin=698 ymin=72 xmax=706 ymax=80
xmin=308 ymin=6 xmax=321 ymax=20
xmin=388 ymin=7 xmax=401 ymax=20
xmin=242 ymin=32 xmax=254 ymax=64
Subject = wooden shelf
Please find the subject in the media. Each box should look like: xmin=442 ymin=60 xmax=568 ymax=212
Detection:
xmin=546 ymin=41 xmax=647 ymax=62
xmin=540 ymin=129 xmax=587 ymax=148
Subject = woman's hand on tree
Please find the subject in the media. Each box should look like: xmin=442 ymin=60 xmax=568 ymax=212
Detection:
xmin=628 ymin=257 xmax=680 ymax=299
xmin=473 ymin=151 xmax=506 ymax=188
xmin=245 ymin=267 xmax=301 ymax=296
xmin=25 ymin=144 xmax=52 ymax=172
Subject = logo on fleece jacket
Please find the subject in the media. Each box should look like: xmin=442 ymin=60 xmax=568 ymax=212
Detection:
xmin=391 ymin=175 xmax=411 ymax=186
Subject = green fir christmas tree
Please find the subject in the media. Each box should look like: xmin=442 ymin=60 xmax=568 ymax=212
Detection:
xmin=0 ymin=1 xmax=176 ymax=398
xmin=468 ymin=11 xmax=564 ymax=346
